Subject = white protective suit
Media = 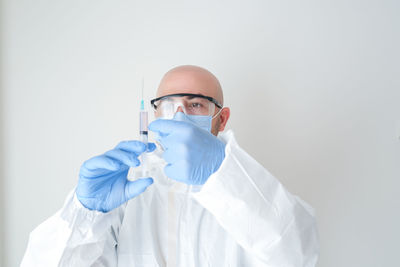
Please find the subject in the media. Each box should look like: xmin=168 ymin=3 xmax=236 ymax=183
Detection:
xmin=21 ymin=130 xmax=319 ymax=267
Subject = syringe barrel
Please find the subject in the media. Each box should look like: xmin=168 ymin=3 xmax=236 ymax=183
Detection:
xmin=139 ymin=110 xmax=148 ymax=135
xmin=139 ymin=110 xmax=148 ymax=178
xmin=140 ymin=132 xmax=148 ymax=144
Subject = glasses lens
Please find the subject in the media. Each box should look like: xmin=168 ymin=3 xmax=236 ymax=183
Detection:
xmin=156 ymin=98 xmax=180 ymax=119
xmin=154 ymin=96 xmax=215 ymax=118
xmin=185 ymin=97 xmax=214 ymax=115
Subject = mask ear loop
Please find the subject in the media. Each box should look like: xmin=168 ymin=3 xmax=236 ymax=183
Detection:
xmin=211 ymin=107 xmax=224 ymax=119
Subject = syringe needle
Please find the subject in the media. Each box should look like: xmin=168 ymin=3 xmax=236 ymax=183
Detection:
xmin=141 ymin=77 xmax=144 ymax=101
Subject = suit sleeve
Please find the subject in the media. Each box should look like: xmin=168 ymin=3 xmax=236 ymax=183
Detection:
xmin=20 ymin=190 xmax=125 ymax=267
xmin=192 ymin=132 xmax=319 ymax=267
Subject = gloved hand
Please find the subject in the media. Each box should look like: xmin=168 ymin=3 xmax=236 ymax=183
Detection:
xmin=76 ymin=141 xmax=156 ymax=213
xmin=148 ymin=112 xmax=226 ymax=185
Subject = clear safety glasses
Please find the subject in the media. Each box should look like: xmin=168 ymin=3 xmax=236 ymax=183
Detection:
xmin=150 ymin=93 xmax=223 ymax=119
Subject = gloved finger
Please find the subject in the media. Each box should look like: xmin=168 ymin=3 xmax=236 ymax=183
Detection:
xmin=116 ymin=141 xmax=156 ymax=154
xmin=148 ymin=117 xmax=187 ymax=136
xmin=82 ymin=155 xmax=121 ymax=175
xmin=125 ymin=177 xmax=154 ymax=199
xmin=170 ymin=111 xmax=195 ymax=123
xmin=104 ymin=149 xmax=140 ymax=167
xmin=115 ymin=140 xmax=146 ymax=154
xmin=156 ymin=131 xmax=185 ymax=150
xmin=147 ymin=142 xmax=156 ymax=152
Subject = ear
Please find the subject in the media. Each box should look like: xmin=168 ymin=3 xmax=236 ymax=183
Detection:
xmin=218 ymin=107 xmax=230 ymax=132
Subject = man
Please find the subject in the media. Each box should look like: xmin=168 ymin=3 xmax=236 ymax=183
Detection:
xmin=21 ymin=65 xmax=319 ymax=266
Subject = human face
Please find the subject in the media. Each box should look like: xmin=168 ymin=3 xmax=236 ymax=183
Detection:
xmin=155 ymin=66 xmax=229 ymax=135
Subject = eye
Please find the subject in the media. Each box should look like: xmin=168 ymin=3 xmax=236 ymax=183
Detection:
xmin=190 ymin=102 xmax=203 ymax=109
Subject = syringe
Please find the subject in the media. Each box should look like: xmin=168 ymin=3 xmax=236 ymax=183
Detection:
xmin=139 ymin=97 xmax=148 ymax=177
xmin=127 ymin=78 xmax=148 ymax=181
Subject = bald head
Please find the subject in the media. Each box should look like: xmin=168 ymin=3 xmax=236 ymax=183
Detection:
xmin=157 ymin=65 xmax=224 ymax=106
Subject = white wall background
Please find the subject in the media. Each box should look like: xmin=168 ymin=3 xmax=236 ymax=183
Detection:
xmin=1 ymin=0 xmax=399 ymax=266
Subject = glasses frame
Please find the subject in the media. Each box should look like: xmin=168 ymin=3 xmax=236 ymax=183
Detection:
xmin=150 ymin=93 xmax=223 ymax=111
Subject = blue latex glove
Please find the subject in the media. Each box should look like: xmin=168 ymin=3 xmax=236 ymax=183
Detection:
xmin=76 ymin=141 xmax=156 ymax=213
xmin=148 ymin=112 xmax=226 ymax=185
